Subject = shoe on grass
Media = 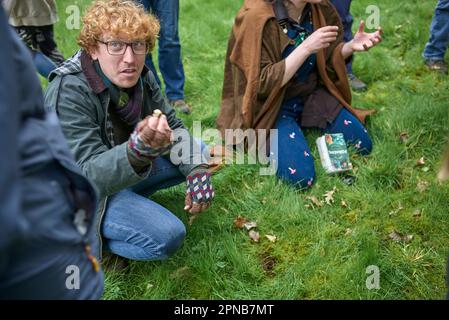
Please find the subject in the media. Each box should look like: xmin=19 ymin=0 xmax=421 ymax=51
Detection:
xmin=169 ymin=99 xmax=191 ymax=115
xmin=425 ymin=59 xmax=448 ymax=74
xmin=102 ymin=252 xmax=129 ymax=273
xmin=348 ymin=73 xmax=367 ymax=92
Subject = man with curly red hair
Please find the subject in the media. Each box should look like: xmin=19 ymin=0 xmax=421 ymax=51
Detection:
xmin=45 ymin=0 xmax=214 ymax=266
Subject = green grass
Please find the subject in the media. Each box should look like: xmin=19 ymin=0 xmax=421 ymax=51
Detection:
xmin=51 ymin=0 xmax=449 ymax=299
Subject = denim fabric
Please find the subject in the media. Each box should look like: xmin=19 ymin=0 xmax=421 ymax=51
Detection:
xmin=101 ymin=156 xmax=186 ymax=261
xmin=423 ymin=0 xmax=449 ymax=60
xmin=101 ymin=140 xmax=209 ymax=261
xmin=273 ymin=104 xmax=372 ymax=189
xmin=34 ymin=50 xmax=57 ymax=78
xmin=330 ymin=0 xmax=354 ymax=73
xmin=138 ymin=0 xmax=185 ymax=101
xmin=272 ymin=99 xmax=316 ymax=189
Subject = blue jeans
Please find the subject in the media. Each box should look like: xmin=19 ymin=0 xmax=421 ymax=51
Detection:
xmin=102 ymin=137 xmax=208 ymax=261
xmin=34 ymin=50 xmax=57 ymax=78
xmin=330 ymin=0 xmax=354 ymax=73
xmin=272 ymin=100 xmax=372 ymax=189
xmin=423 ymin=0 xmax=449 ymax=60
xmin=101 ymin=156 xmax=187 ymax=261
xmin=138 ymin=0 xmax=185 ymax=101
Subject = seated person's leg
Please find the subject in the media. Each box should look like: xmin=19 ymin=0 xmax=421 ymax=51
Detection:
xmin=36 ymin=25 xmax=65 ymax=65
xmin=325 ymin=108 xmax=373 ymax=155
xmin=272 ymin=113 xmax=316 ymax=189
xmin=101 ymin=189 xmax=186 ymax=261
xmin=34 ymin=50 xmax=57 ymax=78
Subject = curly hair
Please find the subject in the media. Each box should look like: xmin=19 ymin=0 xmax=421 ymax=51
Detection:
xmin=77 ymin=0 xmax=160 ymax=54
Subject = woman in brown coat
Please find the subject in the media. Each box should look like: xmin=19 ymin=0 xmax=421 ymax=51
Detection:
xmin=217 ymin=0 xmax=382 ymax=188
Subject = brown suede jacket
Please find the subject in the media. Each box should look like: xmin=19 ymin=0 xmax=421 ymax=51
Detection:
xmin=216 ymin=0 xmax=375 ymax=136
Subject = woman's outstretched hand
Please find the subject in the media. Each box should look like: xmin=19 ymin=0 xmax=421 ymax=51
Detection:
xmin=350 ymin=20 xmax=382 ymax=52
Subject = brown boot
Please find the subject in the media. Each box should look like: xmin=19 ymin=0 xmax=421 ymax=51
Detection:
xmin=102 ymin=252 xmax=130 ymax=273
xmin=425 ymin=59 xmax=448 ymax=74
xmin=348 ymin=73 xmax=367 ymax=91
xmin=169 ymin=99 xmax=191 ymax=115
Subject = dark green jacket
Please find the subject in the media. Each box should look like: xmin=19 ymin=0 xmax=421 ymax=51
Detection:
xmin=44 ymin=51 xmax=205 ymax=259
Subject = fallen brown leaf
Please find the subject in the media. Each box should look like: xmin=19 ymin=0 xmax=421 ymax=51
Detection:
xmin=188 ymin=214 xmax=199 ymax=225
xmin=306 ymin=195 xmax=323 ymax=207
xmin=417 ymin=180 xmax=429 ymax=193
xmin=412 ymin=209 xmax=422 ymax=218
xmin=389 ymin=230 xmax=413 ymax=243
xmin=341 ymin=200 xmax=348 ymax=208
xmin=244 ymin=221 xmax=257 ymax=231
xmin=249 ymin=230 xmax=260 ymax=242
xmin=265 ymin=234 xmax=277 ymax=243
xmin=233 ymin=216 xmax=247 ymax=229
xmin=323 ymin=187 xmax=337 ymax=205
xmin=417 ymin=157 xmax=425 ymax=166
xmin=399 ymin=132 xmax=409 ymax=143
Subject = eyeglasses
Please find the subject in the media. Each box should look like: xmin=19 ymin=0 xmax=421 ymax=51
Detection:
xmin=97 ymin=39 xmax=148 ymax=56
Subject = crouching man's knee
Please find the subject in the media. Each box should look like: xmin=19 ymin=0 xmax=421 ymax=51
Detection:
xmin=141 ymin=220 xmax=186 ymax=261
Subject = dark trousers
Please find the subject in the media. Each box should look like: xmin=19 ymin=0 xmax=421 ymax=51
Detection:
xmin=330 ymin=0 xmax=354 ymax=73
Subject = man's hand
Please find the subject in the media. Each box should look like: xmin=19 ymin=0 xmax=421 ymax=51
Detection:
xmin=184 ymin=171 xmax=214 ymax=214
xmin=137 ymin=111 xmax=173 ymax=149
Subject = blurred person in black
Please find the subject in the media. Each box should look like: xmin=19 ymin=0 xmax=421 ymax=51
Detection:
xmin=3 ymin=0 xmax=65 ymax=78
xmin=0 ymin=5 xmax=103 ymax=299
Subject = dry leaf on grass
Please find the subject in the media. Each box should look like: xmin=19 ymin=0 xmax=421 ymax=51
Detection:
xmin=249 ymin=230 xmax=260 ymax=242
xmin=416 ymin=157 xmax=425 ymax=166
xmin=244 ymin=221 xmax=258 ymax=231
xmin=323 ymin=187 xmax=337 ymax=205
xmin=417 ymin=180 xmax=429 ymax=193
xmin=233 ymin=216 xmax=247 ymax=229
xmin=341 ymin=200 xmax=348 ymax=208
xmin=389 ymin=230 xmax=413 ymax=243
xmin=412 ymin=209 xmax=422 ymax=218
xmin=399 ymin=132 xmax=409 ymax=143
xmin=188 ymin=214 xmax=199 ymax=225
xmin=265 ymin=234 xmax=277 ymax=243
xmin=306 ymin=195 xmax=323 ymax=207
